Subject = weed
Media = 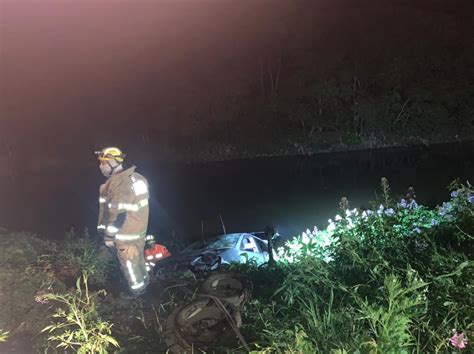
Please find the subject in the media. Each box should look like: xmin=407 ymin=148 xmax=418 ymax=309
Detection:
xmin=41 ymin=229 xmax=111 ymax=285
xmin=42 ymin=272 xmax=119 ymax=353
xmin=0 ymin=330 xmax=9 ymax=343
xmin=356 ymin=273 xmax=427 ymax=353
xmin=236 ymin=180 xmax=473 ymax=353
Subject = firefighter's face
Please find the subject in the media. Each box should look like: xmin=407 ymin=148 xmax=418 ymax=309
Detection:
xmin=99 ymin=160 xmax=113 ymax=177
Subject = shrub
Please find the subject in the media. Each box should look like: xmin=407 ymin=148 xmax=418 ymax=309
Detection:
xmin=237 ymin=179 xmax=473 ymax=353
xmin=42 ymin=272 xmax=119 ymax=353
xmin=41 ymin=229 xmax=111 ymax=285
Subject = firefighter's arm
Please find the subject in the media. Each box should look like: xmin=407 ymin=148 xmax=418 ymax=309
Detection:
xmin=97 ymin=184 xmax=107 ymax=234
xmin=104 ymin=181 xmax=136 ymax=237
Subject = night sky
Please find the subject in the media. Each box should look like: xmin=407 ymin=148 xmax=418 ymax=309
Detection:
xmin=1 ymin=0 xmax=473 ymax=172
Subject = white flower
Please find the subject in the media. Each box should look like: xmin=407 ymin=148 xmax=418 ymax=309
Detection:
xmin=327 ymin=221 xmax=336 ymax=233
xmin=288 ymin=242 xmax=302 ymax=250
xmin=345 ymin=208 xmax=359 ymax=217
xmin=302 ymin=232 xmax=310 ymax=245
xmin=467 ymin=193 xmax=474 ymax=204
xmin=347 ymin=218 xmax=355 ymax=229
xmin=384 ymin=208 xmax=395 ymax=216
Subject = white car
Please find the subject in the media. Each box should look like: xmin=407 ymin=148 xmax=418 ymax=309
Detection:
xmin=158 ymin=232 xmax=274 ymax=272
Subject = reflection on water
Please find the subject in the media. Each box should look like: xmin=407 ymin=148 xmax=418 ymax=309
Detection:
xmin=1 ymin=142 xmax=473 ymax=244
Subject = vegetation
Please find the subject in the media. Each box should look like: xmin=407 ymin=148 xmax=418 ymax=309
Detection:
xmin=0 ymin=179 xmax=472 ymax=352
xmin=133 ymin=1 xmax=474 ymax=162
xmin=42 ymin=273 xmax=119 ymax=353
xmin=0 ymin=229 xmax=109 ymax=352
xmin=0 ymin=330 xmax=9 ymax=343
xmin=39 ymin=229 xmax=111 ymax=286
xmin=0 ymin=232 xmax=58 ymax=336
xmin=237 ymin=179 xmax=473 ymax=353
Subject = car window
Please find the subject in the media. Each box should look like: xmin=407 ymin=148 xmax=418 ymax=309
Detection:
xmin=240 ymin=236 xmax=260 ymax=253
xmin=255 ymin=238 xmax=268 ymax=253
xmin=208 ymin=234 xmax=241 ymax=249
xmin=182 ymin=241 xmax=205 ymax=252
xmin=183 ymin=234 xmax=240 ymax=252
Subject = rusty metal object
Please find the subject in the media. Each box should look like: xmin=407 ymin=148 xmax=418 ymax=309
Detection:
xmin=164 ymin=272 xmax=252 ymax=352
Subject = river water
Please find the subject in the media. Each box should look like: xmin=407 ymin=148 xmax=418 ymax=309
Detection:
xmin=1 ymin=142 xmax=473 ymax=245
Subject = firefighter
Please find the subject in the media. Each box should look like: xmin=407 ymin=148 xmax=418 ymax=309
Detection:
xmin=144 ymin=234 xmax=172 ymax=271
xmin=95 ymin=147 xmax=149 ymax=297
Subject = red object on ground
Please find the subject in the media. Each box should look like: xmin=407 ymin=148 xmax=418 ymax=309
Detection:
xmin=145 ymin=244 xmax=171 ymax=262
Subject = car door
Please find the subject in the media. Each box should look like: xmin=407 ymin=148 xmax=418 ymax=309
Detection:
xmin=254 ymin=237 xmax=271 ymax=262
xmin=239 ymin=235 xmax=265 ymax=264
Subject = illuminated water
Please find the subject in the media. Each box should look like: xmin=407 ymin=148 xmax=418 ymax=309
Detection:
xmin=1 ymin=142 xmax=473 ymax=245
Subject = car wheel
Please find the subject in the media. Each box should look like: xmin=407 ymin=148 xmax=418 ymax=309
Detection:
xmin=163 ymin=298 xmax=231 ymax=352
xmin=200 ymin=272 xmax=252 ymax=308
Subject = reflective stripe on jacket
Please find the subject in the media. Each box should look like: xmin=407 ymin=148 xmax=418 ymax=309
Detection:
xmin=97 ymin=166 xmax=149 ymax=240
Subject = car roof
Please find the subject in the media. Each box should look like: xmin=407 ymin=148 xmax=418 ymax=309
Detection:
xmin=182 ymin=233 xmax=248 ymax=251
xmin=215 ymin=233 xmax=268 ymax=244
xmin=186 ymin=233 xmax=261 ymax=247
xmin=202 ymin=232 xmax=252 ymax=240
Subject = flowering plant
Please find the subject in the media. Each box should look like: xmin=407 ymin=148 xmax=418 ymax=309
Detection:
xmin=450 ymin=330 xmax=468 ymax=350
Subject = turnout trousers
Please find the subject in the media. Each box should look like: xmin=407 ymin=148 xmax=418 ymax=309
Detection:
xmin=111 ymin=235 xmax=149 ymax=295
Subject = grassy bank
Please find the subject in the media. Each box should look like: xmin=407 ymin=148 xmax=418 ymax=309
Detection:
xmin=235 ymin=179 xmax=473 ymax=353
xmin=0 ymin=179 xmax=472 ymax=353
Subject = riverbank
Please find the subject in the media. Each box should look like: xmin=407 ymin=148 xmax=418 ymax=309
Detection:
xmin=0 ymin=180 xmax=472 ymax=353
xmin=139 ymin=131 xmax=474 ymax=164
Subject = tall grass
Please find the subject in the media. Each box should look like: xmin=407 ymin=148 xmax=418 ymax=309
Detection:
xmin=42 ymin=272 xmax=119 ymax=353
xmin=0 ymin=330 xmax=9 ymax=343
xmin=40 ymin=229 xmax=111 ymax=285
xmin=238 ymin=179 xmax=473 ymax=353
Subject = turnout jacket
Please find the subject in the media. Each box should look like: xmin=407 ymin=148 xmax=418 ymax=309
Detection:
xmin=97 ymin=166 xmax=149 ymax=242
xmin=145 ymin=244 xmax=171 ymax=261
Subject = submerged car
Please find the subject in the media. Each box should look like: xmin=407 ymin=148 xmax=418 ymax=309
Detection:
xmin=156 ymin=232 xmax=273 ymax=272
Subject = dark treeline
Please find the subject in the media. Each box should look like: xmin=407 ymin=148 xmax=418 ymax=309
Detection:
xmin=136 ymin=0 xmax=474 ymax=161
